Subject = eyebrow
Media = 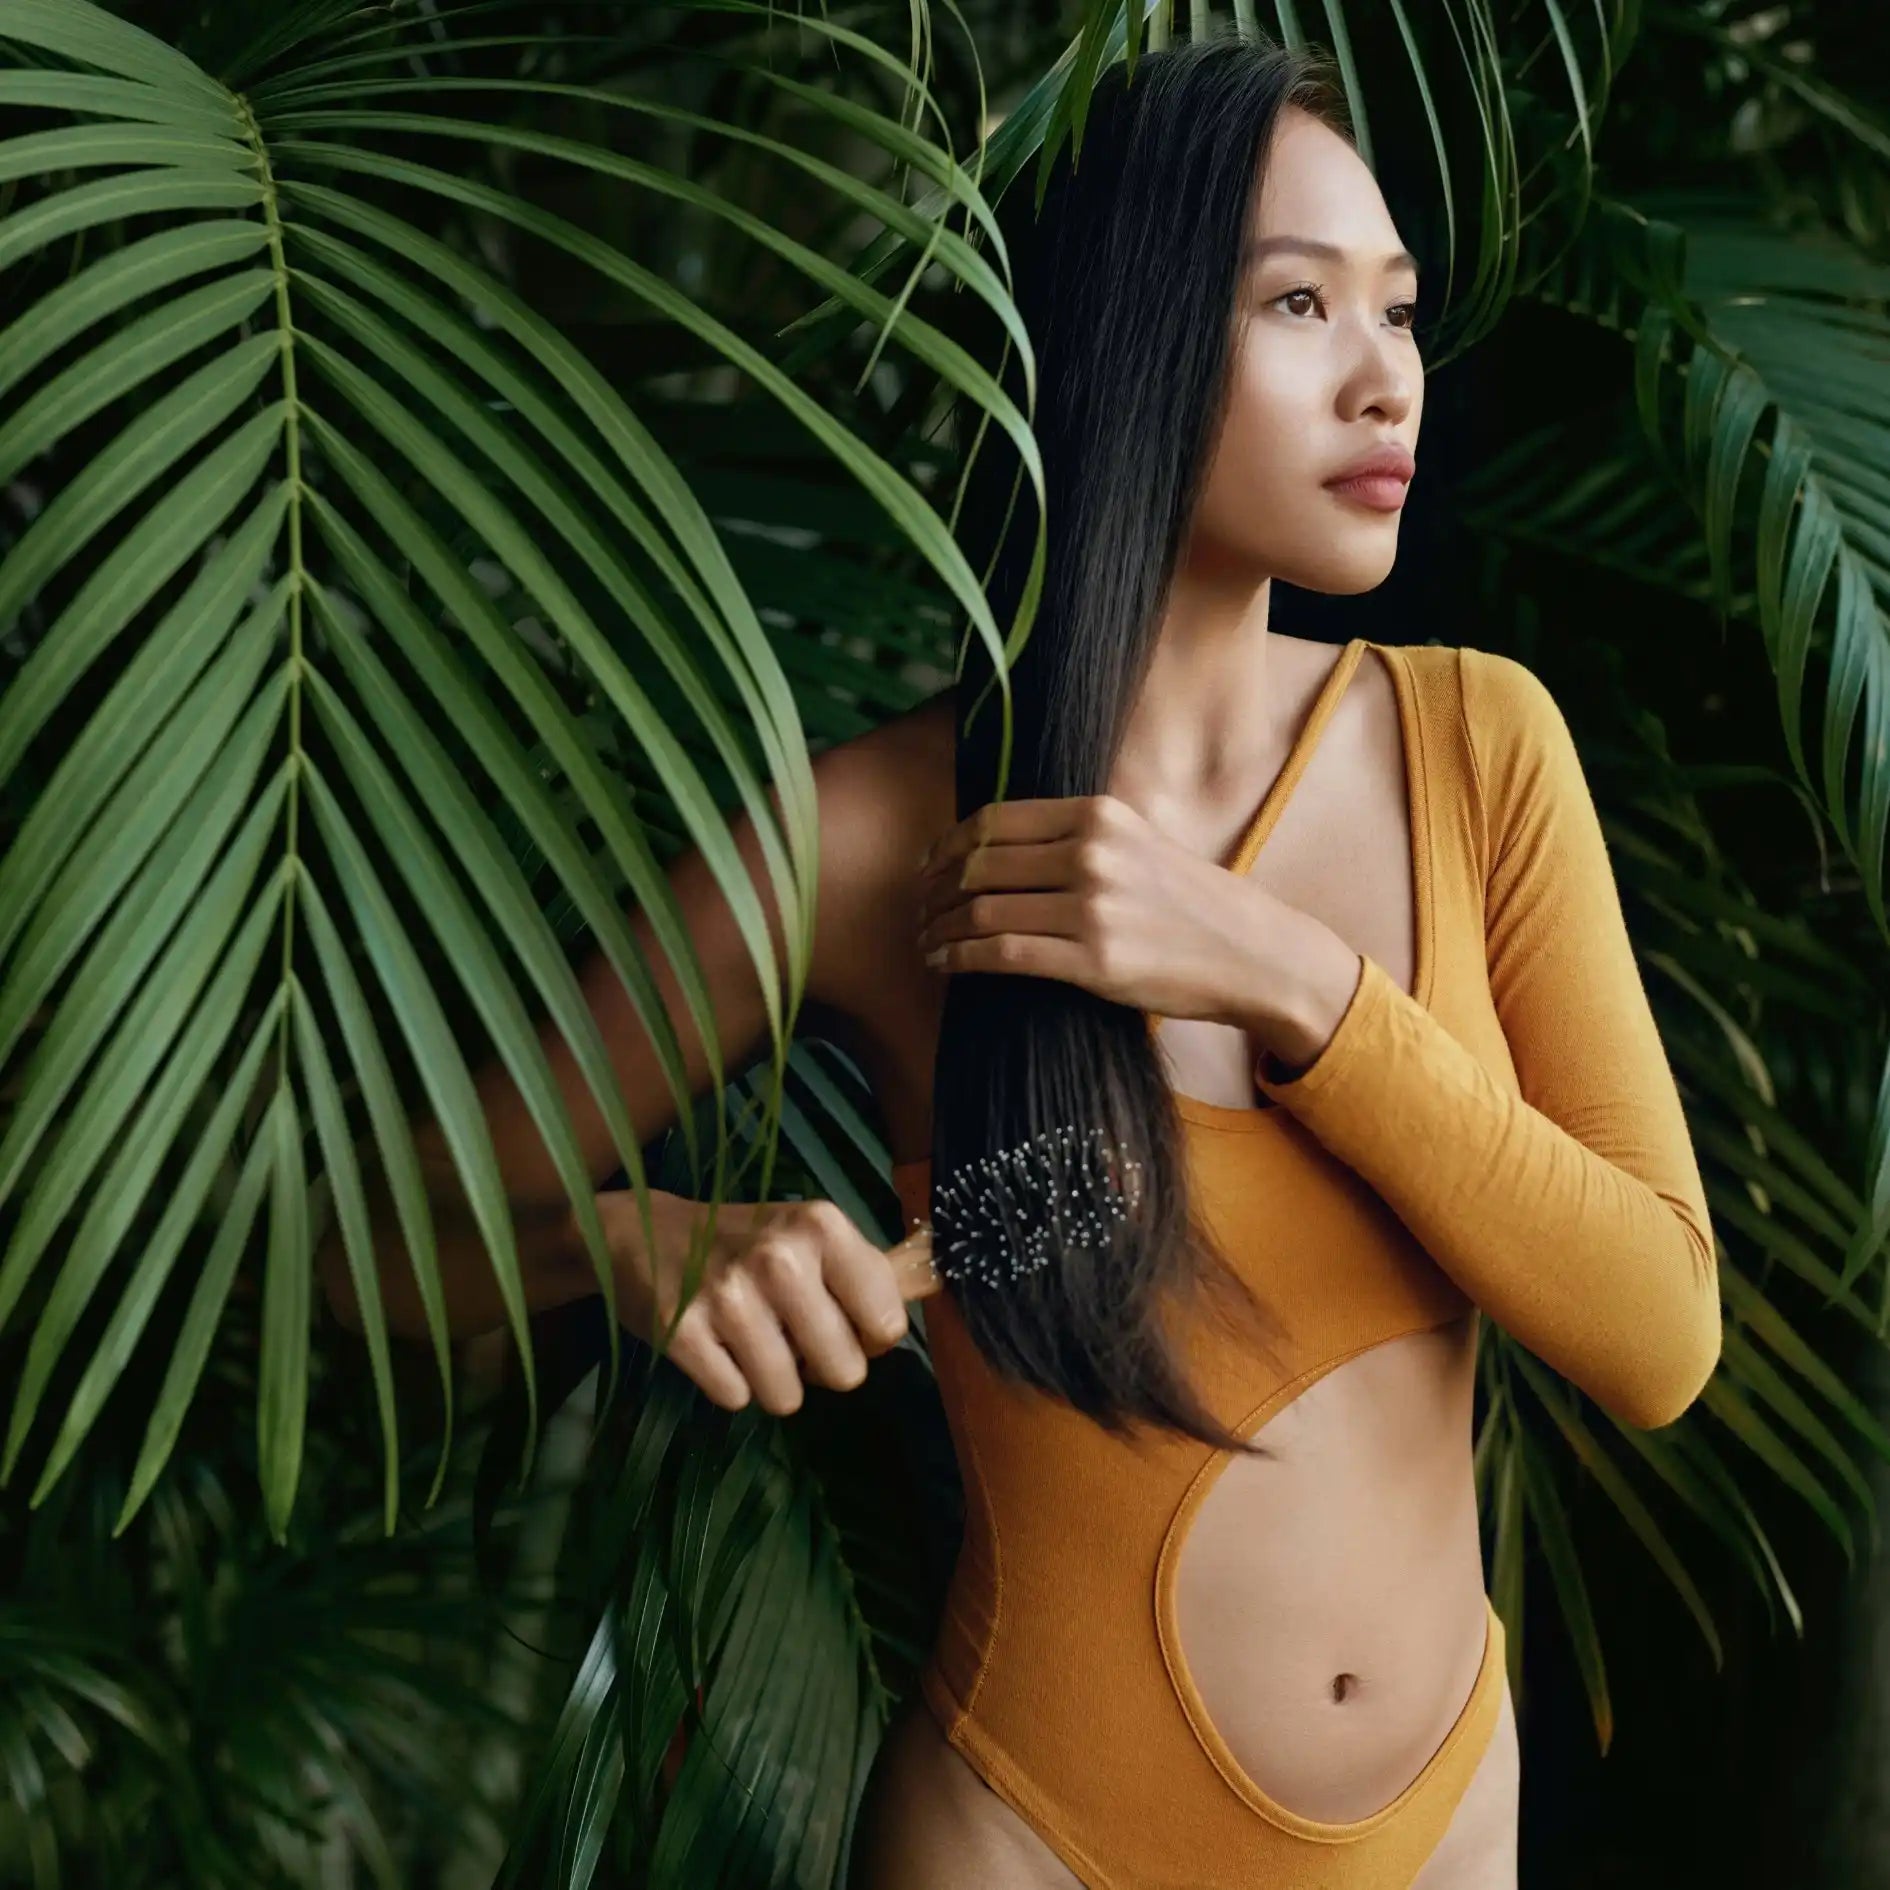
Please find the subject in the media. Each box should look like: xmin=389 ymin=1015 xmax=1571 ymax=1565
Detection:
xmin=1243 ymin=235 xmax=1420 ymax=279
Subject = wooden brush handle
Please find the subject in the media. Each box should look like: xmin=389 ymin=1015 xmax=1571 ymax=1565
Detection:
xmin=887 ymin=1224 xmax=944 ymax=1302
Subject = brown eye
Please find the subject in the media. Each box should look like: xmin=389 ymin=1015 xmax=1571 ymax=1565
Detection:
xmin=1273 ymin=284 xmax=1423 ymax=336
xmin=1272 ymin=284 xmax=1324 ymax=317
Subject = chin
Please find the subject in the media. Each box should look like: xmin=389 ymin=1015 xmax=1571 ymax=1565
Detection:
xmin=1282 ymin=550 xmax=1398 ymax=596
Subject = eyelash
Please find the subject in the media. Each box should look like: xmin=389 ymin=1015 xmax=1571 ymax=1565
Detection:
xmin=1271 ymin=280 xmax=1422 ymax=335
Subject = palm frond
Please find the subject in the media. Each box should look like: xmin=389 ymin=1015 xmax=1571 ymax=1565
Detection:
xmin=0 ymin=0 xmax=1021 ymax=1534
xmin=1521 ymin=191 xmax=1890 ymax=1287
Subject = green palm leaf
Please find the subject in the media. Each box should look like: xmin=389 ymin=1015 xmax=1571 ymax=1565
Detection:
xmin=1511 ymin=1347 xmax=1724 ymax=1668
xmin=0 ymin=0 xmax=1020 ymax=1537
xmin=1515 ymin=1409 xmax=1613 ymax=1751
xmin=1523 ymin=190 xmax=1890 ymax=1286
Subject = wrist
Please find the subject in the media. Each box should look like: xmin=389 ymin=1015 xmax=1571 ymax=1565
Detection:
xmin=590 ymin=1186 xmax=677 ymax=1345
xmin=1226 ymin=892 xmax=1365 ymax=1072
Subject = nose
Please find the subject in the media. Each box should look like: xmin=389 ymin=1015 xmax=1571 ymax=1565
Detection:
xmin=1338 ymin=313 xmax=1418 ymax=426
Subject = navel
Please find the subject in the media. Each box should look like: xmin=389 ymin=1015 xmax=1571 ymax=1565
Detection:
xmin=1330 ymin=1671 xmax=1359 ymax=1704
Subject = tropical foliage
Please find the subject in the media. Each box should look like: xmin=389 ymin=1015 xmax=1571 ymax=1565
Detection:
xmin=1 ymin=0 xmax=1887 ymax=1883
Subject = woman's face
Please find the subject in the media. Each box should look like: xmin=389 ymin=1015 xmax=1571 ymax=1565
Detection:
xmin=1186 ymin=105 xmax=1424 ymax=597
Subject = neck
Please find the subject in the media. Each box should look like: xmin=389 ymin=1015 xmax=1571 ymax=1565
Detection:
xmin=1116 ymin=549 xmax=1277 ymax=797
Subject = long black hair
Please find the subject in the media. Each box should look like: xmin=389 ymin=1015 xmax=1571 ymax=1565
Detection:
xmin=928 ymin=34 xmax=1356 ymax=1458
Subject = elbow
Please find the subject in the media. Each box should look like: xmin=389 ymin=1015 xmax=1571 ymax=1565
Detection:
xmin=1610 ymin=1300 xmax=1723 ymax=1432
xmin=1603 ymin=1218 xmax=1722 ymax=1430
xmin=1612 ymin=1372 xmax=1708 ymax=1432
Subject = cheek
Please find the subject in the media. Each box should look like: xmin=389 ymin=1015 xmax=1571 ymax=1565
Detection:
xmin=1197 ymin=343 xmax=1320 ymax=519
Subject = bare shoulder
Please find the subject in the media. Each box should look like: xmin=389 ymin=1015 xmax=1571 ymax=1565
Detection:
xmin=804 ymin=689 xmax=957 ymax=1039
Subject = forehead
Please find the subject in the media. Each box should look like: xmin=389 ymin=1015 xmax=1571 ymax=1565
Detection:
xmin=1247 ymin=109 xmax=1413 ymax=274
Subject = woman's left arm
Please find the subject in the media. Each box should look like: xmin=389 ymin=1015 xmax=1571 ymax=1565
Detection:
xmin=1250 ymin=649 xmax=1720 ymax=1430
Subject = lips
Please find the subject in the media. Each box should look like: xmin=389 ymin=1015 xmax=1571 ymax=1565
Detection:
xmin=1323 ymin=442 xmax=1414 ymax=513
xmin=1324 ymin=443 xmax=1415 ymax=486
xmin=1325 ymin=472 xmax=1409 ymax=512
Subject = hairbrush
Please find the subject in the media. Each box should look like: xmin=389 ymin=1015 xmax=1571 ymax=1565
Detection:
xmin=884 ymin=1123 xmax=1146 ymax=1296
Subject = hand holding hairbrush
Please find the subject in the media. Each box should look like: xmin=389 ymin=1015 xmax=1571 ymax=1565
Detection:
xmin=615 ymin=1128 xmax=1142 ymax=1417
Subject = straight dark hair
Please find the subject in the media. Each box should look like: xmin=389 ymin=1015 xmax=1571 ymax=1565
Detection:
xmin=928 ymin=34 xmax=1356 ymax=1458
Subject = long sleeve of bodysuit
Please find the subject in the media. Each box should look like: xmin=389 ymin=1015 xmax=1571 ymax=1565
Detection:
xmin=1253 ymin=647 xmax=1721 ymax=1429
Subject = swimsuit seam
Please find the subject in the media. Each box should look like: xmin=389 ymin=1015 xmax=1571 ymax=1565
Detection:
xmin=1358 ymin=640 xmax=1435 ymax=1016
xmin=1406 ymin=645 xmax=1438 ymax=1012
xmin=1455 ymin=646 xmax=1495 ymax=898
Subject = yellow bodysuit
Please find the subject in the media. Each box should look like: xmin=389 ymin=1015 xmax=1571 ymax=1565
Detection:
xmin=887 ymin=637 xmax=1721 ymax=1888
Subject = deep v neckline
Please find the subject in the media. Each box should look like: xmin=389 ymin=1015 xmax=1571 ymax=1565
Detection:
xmin=1146 ymin=636 xmax=1369 ymax=1034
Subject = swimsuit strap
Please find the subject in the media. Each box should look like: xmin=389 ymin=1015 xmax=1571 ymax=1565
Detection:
xmin=1222 ymin=636 xmax=1369 ymax=879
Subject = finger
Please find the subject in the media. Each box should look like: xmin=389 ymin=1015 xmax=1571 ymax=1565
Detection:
xmin=753 ymin=1238 xmax=873 ymax=1390
xmin=922 ymin=890 xmax=1088 ymax=948
xmin=920 ymin=837 xmax=1087 ymax=918
xmin=708 ymin=1270 xmax=807 ymax=1416
xmin=666 ymin=1324 xmax=754 ymax=1412
xmin=817 ymin=1229 xmax=913 ymax=1351
xmin=920 ymin=797 xmax=1087 ymax=881
xmin=923 ymin=931 xmax=1095 ymax=985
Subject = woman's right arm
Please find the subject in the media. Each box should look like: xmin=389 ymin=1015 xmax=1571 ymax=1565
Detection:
xmin=315 ymin=710 xmax=939 ymax=1376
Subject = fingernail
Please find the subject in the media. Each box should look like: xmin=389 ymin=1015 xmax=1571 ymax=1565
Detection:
xmin=924 ymin=946 xmax=947 ymax=968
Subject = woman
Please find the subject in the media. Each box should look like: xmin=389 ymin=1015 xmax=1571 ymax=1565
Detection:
xmin=323 ymin=33 xmax=1721 ymax=1890
xmin=847 ymin=39 xmax=1719 ymax=1889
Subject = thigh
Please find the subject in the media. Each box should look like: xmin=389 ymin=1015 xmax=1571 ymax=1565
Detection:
xmin=1408 ymin=1671 xmax=1520 ymax=1890
xmin=847 ymin=1695 xmax=1087 ymax=1890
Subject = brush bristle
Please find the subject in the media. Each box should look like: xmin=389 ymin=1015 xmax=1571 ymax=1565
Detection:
xmin=919 ymin=1124 xmax=1145 ymax=1288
